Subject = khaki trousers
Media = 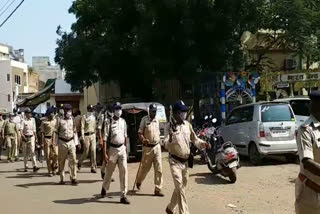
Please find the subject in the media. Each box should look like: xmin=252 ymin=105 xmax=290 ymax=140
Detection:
xmin=23 ymin=136 xmax=37 ymax=168
xmin=15 ymin=135 xmax=21 ymax=157
xmin=102 ymin=145 xmax=128 ymax=197
xmin=6 ymin=136 xmax=16 ymax=161
xmin=79 ymin=134 xmax=96 ymax=169
xmin=295 ymin=177 xmax=320 ymax=214
xmin=167 ymin=158 xmax=189 ymax=214
xmin=44 ymin=138 xmax=58 ymax=173
xmin=58 ymin=140 xmax=77 ymax=181
xmin=136 ymin=144 xmax=163 ymax=191
xmin=0 ymin=136 xmax=4 ymax=158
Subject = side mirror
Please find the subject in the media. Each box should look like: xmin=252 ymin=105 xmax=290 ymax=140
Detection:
xmin=212 ymin=118 xmax=217 ymax=123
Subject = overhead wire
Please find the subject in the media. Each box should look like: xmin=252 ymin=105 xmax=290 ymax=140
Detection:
xmin=0 ymin=0 xmax=16 ymax=18
xmin=0 ymin=0 xmax=12 ymax=15
xmin=0 ymin=0 xmax=24 ymax=28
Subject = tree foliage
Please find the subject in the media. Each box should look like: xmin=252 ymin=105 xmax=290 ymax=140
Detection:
xmin=55 ymin=0 xmax=264 ymax=98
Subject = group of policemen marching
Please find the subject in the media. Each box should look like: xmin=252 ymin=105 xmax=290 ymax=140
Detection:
xmin=0 ymin=100 xmax=210 ymax=214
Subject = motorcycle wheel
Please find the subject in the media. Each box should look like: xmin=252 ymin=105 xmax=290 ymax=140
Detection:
xmin=228 ymin=167 xmax=237 ymax=183
xmin=208 ymin=163 xmax=219 ymax=174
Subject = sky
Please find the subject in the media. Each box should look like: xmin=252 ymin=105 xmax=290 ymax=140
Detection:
xmin=0 ymin=0 xmax=75 ymax=65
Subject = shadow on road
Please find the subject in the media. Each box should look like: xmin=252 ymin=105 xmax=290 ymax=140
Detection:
xmin=190 ymin=172 xmax=230 ymax=185
xmin=7 ymin=173 xmax=50 ymax=179
xmin=127 ymin=190 xmax=156 ymax=197
xmin=53 ymin=194 xmax=123 ymax=205
xmin=239 ymin=155 xmax=296 ymax=167
xmin=15 ymin=180 xmax=101 ymax=188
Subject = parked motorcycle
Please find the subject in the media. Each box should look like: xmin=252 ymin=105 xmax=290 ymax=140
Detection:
xmin=202 ymin=119 xmax=240 ymax=183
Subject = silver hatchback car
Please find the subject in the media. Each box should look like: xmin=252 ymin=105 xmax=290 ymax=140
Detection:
xmin=219 ymin=102 xmax=297 ymax=165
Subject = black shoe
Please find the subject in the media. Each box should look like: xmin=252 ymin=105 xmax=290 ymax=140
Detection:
xmin=15 ymin=157 xmax=19 ymax=162
xmin=71 ymin=179 xmax=79 ymax=186
xmin=166 ymin=207 xmax=173 ymax=214
xmin=59 ymin=181 xmax=66 ymax=185
xmin=155 ymin=190 xmax=165 ymax=197
xmin=120 ymin=197 xmax=130 ymax=205
xmin=101 ymin=188 xmax=106 ymax=197
xmin=77 ymin=163 xmax=81 ymax=171
xmin=24 ymin=168 xmax=28 ymax=172
xmin=33 ymin=166 xmax=40 ymax=172
xmin=136 ymin=183 xmax=141 ymax=190
xmin=91 ymin=168 xmax=97 ymax=173
xmin=101 ymin=172 xmax=105 ymax=180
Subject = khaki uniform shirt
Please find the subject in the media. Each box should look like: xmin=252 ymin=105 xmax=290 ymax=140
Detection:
xmin=56 ymin=117 xmax=76 ymax=140
xmin=40 ymin=118 xmax=56 ymax=137
xmin=138 ymin=116 xmax=160 ymax=145
xmin=21 ymin=118 xmax=36 ymax=136
xmin=81 ymin=114 xmax=96 ymax=138
xmin=97 ymin=113 xmax=105 ymax=130
xmin=297 ymin=115 xmax=320 ymax=186
xmin=0 ymin=119 xmax=5 ymax=136
xmin=4 ymin=120 xmax=19 ymax=136
xmin=164 ymin=120 xmax=206 ymax=159
xmin=103 ymin=118 xmax=127 ymax=145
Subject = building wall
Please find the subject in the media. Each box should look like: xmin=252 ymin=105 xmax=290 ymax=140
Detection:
xmin=0 ymin=60 xmax=13 ymax=112
xmin=28 ymin=71 xmax=40 ymax=93
xmin=32 ymin=56 xmax=64 ymax=82
xmin=11 ymin=60 xmax=28 ymax=93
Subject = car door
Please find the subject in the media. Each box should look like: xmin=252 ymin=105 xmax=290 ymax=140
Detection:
xmin=221 ymin=108 xmax=242 ymax=145
xmin=236 ymin=106 xmax=254 ymax=154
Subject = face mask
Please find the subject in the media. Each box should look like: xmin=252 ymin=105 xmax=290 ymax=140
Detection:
xmin=180 ymin=112 xmax=187 ymax=121
xmin=114 ymin=110 xmax=122 ymax=118
xmin=59 ymin=109 xmax=64 ymax=115
xmin=87 ymin=112 xmax=93 ymax=117
xmin=66 ymin=111 xmax=72 ymax=118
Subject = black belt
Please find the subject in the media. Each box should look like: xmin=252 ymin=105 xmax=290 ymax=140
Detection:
xmin=144 ymin=144 xmax=158 ymax=148
xmin=110 ymin=143 xmax=123 ymax=148
xmin=59 ymin=137 xmax=74 ymax=142
xmin=44 ymin=136 xmax=52 ymax=139
xmin=170 ymin=154 xmax=188 ymax=164
xmin=84 ymin=132 xmax=95 ymax=136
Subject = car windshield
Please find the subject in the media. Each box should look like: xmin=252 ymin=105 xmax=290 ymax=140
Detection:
xmin=289 ymin=100 xmax=310 ymax=117
xmin=261 ymin=104 xmax=294 ymax=122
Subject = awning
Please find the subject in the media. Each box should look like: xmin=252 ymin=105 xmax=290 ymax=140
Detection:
xmin=17 ymin=82 xmax=55 ymax=108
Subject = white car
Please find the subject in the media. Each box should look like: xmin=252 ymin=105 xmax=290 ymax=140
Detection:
xmin=273 ymin=97 xmax=310 ymax=129
xmin=219 ymin=102 xmax=297 ymax=165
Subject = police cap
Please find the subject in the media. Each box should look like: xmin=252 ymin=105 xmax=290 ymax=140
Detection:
xmin=63 ymin=104 xmax=72 ymax=111
xmin=149 ymin=103 xmax=157 ymax=112
xmin=172 ymin=100 xmax=189 ymax=112
xmin=24 ymin=108 xmax=32 ymax=113
xmin=87 ymin=104 xmax=94 ymax=110
xmin=113 ymin=102 xmax=122 ymax=110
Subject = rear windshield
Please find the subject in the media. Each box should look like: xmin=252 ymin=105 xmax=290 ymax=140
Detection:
xmin=261 ymin=104 xmax=295 ymax=122
xmin=289 ymin=100 xmax=310 ymax=117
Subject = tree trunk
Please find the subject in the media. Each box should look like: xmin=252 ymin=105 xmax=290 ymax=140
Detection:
xmin=193 ymin=80 xmax=201 ymax=126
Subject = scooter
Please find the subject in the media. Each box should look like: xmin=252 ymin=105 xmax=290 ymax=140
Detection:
xmin=202 ymin=119 xmax=240 ymax=183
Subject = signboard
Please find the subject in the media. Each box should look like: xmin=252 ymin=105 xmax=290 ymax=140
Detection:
xmin=276 ymin=83 xmax=290 ymax=88
xmin=280 ymin=72 xmax=320 ymax=82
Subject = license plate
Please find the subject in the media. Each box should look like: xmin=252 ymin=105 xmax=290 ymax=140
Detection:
xmin=228 ymin=161 xmax=238 ymax=168
xmin=272 ymin=130 xmax=289 ymax=137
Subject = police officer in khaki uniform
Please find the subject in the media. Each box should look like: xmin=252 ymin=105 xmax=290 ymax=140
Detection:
xmin=164 ymin=100 xmax=210 ymax=214
xmin=295 ymin=91 xmax=320 ymax=213
xmin=136 ymin=103 xmax=164 ymax=196
xmin=78 ymin=105 xmax=97 ymax=173
xmin=56 ymin=104 xmax=79 ymax=185
xmin=4 ymin=113 xmax=19 ymax=162
xmin=101 ymin=102 xmax=130 ymax=204
xmin=0 ymin=112 xmax=5 ymax=160
xmin=40 ymin=107 xmax=58 ymax=177
xmin=21 ymin=108 xmax=39 ymax=172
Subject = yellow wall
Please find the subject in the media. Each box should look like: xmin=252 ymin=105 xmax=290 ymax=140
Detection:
xmin=11 ymin=66 xmax=26 ymax=93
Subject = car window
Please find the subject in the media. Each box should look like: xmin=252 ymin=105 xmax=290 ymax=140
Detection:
xmin=239 ymin=106 xmax=254 ymax=122
xmin=261 ymin=104 xmax=295 ymax=122
xmin=289 ymin=100 xmax=310 ymax=117
xmin=226 ymin=109 xmax=242 ymax=125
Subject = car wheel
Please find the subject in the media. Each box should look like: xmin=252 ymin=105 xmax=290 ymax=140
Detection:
xmin=249 ymin=143 xmax=262 ymax=166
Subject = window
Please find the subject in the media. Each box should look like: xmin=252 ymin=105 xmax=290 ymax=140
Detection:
xmin=290 ymin=100 xmax=310 ymax=117
xmin=261 ymin=104 xmax=294 ymax=122
xmin=7 ymin=74 xmax=10 ymax=81
xmin=14 ymin=75 xmax=21 ymax=85
xmin=226 ymin=109 xmax=242 ymax=125
xmin=8 ymin=94 xmax=10 ymax=102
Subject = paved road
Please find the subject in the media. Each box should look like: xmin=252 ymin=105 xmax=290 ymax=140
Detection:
xmin=0 ymin=154 xmax=298 ymax=214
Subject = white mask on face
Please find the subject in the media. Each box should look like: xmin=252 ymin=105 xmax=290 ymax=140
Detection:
xmin=87 ymin=112 xmax=93 ymax=116
xmin=114 ymin=110 xmax=122 ymax=118
xmin=66 ymin=111 xmax=72 ymax=118
xmin=180 ymin=112 xmax=187 ymax=121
